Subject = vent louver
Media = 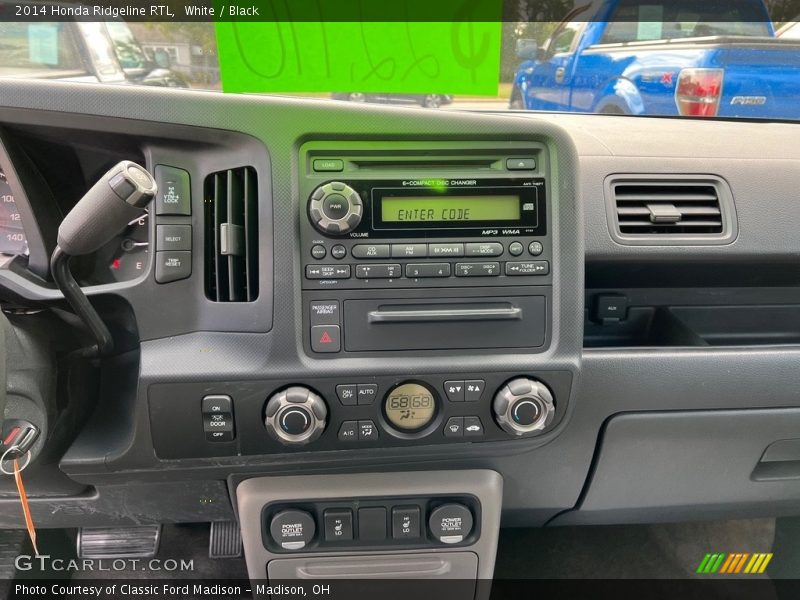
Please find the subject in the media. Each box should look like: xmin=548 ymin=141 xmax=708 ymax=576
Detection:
xmin=204 ymin=167 xmax=258 ymax=302
xmin=606 ymin=176 xmax=736 ymax=245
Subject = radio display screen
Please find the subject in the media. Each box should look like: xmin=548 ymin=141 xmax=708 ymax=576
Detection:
xmin=381 ymin=195 xmax=521 ymax=223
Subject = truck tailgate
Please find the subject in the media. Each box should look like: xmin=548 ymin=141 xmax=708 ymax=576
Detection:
xmin=715 ymin=42 xmax=800 ymax=119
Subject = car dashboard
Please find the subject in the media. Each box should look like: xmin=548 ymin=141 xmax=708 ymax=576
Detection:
xmin=1 ymin=79 xmax=800 ymax=582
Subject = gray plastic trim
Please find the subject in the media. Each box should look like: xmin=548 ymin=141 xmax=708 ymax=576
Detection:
xmin=237 ymin=470 xmax=502 ymax=580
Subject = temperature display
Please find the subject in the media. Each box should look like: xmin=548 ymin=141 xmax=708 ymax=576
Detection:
xmin=384 ymin=382 xmax=438 ymax=432
xmin=0 ymin=168 xmax=28 ymax=256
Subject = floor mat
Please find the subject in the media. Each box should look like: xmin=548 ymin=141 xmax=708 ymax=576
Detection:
xmin=494 ymin=518 xmax=776 ymax=579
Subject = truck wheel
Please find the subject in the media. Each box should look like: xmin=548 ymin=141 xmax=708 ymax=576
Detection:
xmin=599 ymin=105 xmax=625 ymax=115
xmin=348 ymin=93 xmax=367 ymax=102
xmin=509 ymin=88 xmax=524 ymax=110
xmin=421 ymin=94 xmax=443 ymax=108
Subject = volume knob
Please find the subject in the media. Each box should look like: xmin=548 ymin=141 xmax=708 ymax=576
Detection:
xmin=265 ymin=386 xmax=327 ymax=446
xmin=308 ymin=181 xmax=363 ymax=235
xmin=493 ymin=377 xmax=555 ymax=436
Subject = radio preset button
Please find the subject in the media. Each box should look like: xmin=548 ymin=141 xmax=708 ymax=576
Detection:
xmin=455 ymin=262 xmax=500 ymax=277
xmin=306 ymin=264 xmax=351 ymax=279
xmin=310 ymin=244 xmax=327 ymax=259
xmin=352 ymin=244 xmax=390 ymax=259
xmin=465 ymin=242 xmax=503 ymax=257
xmin=429 ymin=243 xmax=464 ymax=257
xmin=406 ymin=263 xmax=451 ymax=278
xmin=331 ymin=244 xmax=347 ymax=259
xmin=505 ymin=261 xmax=549 ymax=276
xmin=508 ymin=241 xmax=524 ymax=256
xmin=356 ymin=264 xmax=401 ymax=279
xmin=528 ymin=241 xmax=544 ymax=256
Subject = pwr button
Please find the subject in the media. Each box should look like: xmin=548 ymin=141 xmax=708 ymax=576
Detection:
xmin=311 ymin=325 xmax=341 ymax=353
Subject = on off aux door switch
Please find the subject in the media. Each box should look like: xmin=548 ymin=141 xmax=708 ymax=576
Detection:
xmin=201 ymin=395 xmax=235 ymax=442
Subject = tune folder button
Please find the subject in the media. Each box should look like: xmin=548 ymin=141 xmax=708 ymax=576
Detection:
xmin=505 ymin=261 xmax=549 ymax=276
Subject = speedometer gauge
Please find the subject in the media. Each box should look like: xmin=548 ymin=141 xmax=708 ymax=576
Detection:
xmin=0 ymin=169 xmax=28 ymax=256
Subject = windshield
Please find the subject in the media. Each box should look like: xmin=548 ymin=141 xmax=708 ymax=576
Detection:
xmin=1 ymin=0 xmax=799 ymax=120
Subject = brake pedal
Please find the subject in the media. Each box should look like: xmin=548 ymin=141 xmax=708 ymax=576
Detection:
xmin=78 ymin=525 xmax=161 ymax=558
xmin=209 ymin=521 xmax=242 ymax=558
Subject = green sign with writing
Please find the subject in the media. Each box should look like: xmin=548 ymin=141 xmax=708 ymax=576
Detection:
xmin=215 ymin=9 xmax=501 ymax=95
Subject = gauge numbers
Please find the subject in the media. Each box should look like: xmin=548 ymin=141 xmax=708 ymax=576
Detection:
xmin=0 ymin=168 xmax=28 ymax=256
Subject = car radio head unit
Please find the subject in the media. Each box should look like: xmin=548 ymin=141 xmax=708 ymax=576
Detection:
xmin=308 ymin=177 xmax=545 ymax=238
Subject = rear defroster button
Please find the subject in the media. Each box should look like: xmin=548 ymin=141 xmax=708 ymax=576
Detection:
xmin=429 ymin=504 xmax=473 ymax=545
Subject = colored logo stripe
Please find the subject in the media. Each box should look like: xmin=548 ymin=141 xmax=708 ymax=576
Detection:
xmin=698 ymin=553 xmax=773 ymax=574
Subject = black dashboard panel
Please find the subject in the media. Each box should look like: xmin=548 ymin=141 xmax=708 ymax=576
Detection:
xmin=2 ymin=79 xmax=800 ymax=529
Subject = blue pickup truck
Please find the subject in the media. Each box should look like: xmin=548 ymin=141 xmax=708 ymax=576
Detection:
xmin=510 ymin=0 xmax=800 ymax=119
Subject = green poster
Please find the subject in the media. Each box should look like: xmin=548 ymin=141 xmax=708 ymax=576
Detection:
xmin=215 ymin=15 xmax=502 ymax=95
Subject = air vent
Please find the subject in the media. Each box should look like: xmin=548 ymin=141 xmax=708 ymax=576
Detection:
xmin=605 ymin=175 xmax=736 ymax=245
xmin=204 ymin=167 xmax=258 ymax=301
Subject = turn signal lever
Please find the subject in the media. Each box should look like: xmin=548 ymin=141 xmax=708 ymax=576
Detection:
xmin=50 ymin=161 xmax=157 ymax=357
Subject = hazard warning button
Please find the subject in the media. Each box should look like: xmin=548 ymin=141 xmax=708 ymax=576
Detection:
xmin=311 ymin=325 xmax=341 ymax=353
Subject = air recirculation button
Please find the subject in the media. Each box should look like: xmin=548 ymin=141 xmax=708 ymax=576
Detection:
xmin=265 ymin=386 xmax=327 ymax=446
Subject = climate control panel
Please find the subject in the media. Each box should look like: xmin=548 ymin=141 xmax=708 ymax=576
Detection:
xmin=148 ymin=371 xmax=571 ymax=459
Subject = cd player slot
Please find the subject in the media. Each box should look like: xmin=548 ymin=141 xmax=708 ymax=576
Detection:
xmin=350 ymin=158 xmax=499 ymax=171
xmin=368 ymin=303 xmax=522 ymax=324
xmin=343 ymin=295 xmax=546 ymax=351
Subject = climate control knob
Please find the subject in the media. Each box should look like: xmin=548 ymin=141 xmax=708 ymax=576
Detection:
xmin=265 ymin=386 xmax=327 ymax=446
xmin=493 ymin=377 xmax=555 ymax=436
xmin=308 ymin=181 xmax=363 ymax=235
